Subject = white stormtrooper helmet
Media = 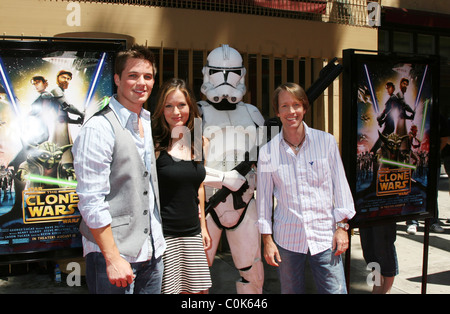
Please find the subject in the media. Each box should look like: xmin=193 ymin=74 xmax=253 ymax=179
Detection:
xmin=201 ymin=44 xmax=246 ymax=104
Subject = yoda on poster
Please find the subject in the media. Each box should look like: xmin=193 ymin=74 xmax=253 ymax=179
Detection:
xmin=355 ymin=59 xmax=433 ymax=222
xmin=0 ymin=42 xmax=115 ymax=256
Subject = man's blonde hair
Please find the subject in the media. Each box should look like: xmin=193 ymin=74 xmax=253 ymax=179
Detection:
xmin=272 ymin=82 xmax=309 ymax=115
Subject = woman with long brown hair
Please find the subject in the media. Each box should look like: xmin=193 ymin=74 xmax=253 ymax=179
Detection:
xmin=152 ymin=78 xmax=211 ymax=294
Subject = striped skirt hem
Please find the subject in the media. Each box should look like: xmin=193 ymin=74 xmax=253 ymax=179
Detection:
xmin=161 ymin=234 xmax=212 ymax=294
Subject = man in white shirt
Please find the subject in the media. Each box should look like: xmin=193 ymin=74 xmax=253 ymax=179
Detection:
xmin=73 ymin=45 xmax=165 ymax=294
xmin=257 ymin=82 xmax=355 ymax=294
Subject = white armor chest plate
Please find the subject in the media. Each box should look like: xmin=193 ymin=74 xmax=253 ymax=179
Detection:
xmin=201 ymin=102 xmax=258 ymax=172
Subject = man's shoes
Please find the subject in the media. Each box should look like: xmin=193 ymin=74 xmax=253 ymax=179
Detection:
xmin=406 ymin=224 xmax=417 ymax=235
xmin=430 ymin=223 xmax=444 ymax=233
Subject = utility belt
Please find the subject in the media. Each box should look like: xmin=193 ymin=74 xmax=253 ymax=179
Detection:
xmin=208 ymin=196 xmax=253 ymax=230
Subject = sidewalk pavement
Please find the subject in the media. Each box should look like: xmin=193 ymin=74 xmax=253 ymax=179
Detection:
xmin=0 ymin=174 xmax=449 ymax=294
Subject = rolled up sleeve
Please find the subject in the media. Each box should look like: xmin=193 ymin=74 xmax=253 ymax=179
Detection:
xmin=72 ymin=117 xmax=114 ymax=230
xmin=329 ymin=138 xmax=356 ymax=223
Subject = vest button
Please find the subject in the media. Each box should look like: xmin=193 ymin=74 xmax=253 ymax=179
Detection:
xmin=144 ymin=228 xmax=148 ymax=234
xmin=143 ymin=171 xmax=149 ymax=177
xmin=143 ymin=190 xmax=148 ymax=195
xmin=143 ymin=210 xmax=148 ymax=215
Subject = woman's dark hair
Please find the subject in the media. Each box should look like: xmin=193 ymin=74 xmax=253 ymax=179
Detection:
xmin=152 ymin=78 xmax=201 ymax=157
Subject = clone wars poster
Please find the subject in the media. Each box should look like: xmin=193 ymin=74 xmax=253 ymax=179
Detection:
xmin=355 ymin=59 xmax=433 ymax=223
xmin=0 ymin=44 xmax=114 ymax=255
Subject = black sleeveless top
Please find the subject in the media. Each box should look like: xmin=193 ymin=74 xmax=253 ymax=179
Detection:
xmin=156 ymin=150 xmax=206 ymax=237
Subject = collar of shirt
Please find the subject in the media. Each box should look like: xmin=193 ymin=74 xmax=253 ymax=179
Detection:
xmin=279 ymin=121 xmax=310 ymax=154
xmin=109 ymin=95 xmax=150 ymax=134
xmin=109 ymin=95 xmax=155 ymax=170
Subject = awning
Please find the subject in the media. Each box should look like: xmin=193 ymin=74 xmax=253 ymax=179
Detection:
xmin=252 ymin=0 xmax=327 ymax=14
xmin=383 ymin=6 xmax=450 ymax=29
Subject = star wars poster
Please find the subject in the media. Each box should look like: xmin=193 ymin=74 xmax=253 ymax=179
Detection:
xmin=0 ymin=39 xmax=120 ymax=260
xmin=343 ymin=50 xmax=439 ymax=227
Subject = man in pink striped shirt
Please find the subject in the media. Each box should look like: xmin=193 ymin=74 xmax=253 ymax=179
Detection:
xmin=257 ymin=82 xmax=355 ymax=294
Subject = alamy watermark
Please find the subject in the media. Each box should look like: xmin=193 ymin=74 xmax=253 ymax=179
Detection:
xmin=172 ymin=118 xmax=280 ymax=165
xmin=367 ymin=2 xmax=381 ymax=27
xmin=64 ymin=261 xmax=82 ymax=286
xmin=366 ymin=262 xmax=382 ymax=287
xmin=66 ymin=2 xmax=81 ymax=27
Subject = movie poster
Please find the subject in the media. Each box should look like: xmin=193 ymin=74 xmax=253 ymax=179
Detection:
xmin=0 ymin=41 xmax=117 ymax=257
xmin=343 ymin=51 xmax=439 ymax=226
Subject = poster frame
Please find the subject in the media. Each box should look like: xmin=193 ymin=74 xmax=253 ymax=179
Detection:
xmin=0 ymin=36 xmax=125 ymax=264
xmin=342 ymin=49 xmax=440 ymax=229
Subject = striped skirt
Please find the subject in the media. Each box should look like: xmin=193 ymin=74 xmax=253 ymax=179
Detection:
xmin=161 ymin=234 xmax=212 ymax=294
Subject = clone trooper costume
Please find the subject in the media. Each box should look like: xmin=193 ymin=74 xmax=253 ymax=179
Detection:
xmin=199 ymin=45 xmax=265 ymax=294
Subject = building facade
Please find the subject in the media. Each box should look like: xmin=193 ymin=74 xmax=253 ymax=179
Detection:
xmin=2 ymin=0 xmax=449 ymax=144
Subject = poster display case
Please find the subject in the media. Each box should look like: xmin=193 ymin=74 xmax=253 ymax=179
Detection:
xmin=342 ymin=49 xmax=440 ymax=228
xmin=0 ymin=37 xmax=124 ymax=263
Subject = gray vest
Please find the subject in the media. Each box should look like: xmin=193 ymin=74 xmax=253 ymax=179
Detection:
xmin=79 ymin=107 xmax=159 ymax=257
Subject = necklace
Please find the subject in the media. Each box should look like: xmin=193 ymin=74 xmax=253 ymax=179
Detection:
xmin=176 ymin=141 xmax=185 ymax=151
xmin=171 ymin=138 xmax=185 ymax=151
xmin=169 ymin=138 xmax=192 ymax=161
xmin=284 ymin=133 xmax=306 ymax=152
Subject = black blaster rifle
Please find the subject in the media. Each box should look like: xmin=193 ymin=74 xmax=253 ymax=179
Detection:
xmin=306 ymin=57 xmax=343 ymax=105
xmin=205 ymin=152 xmax=254 ymax=215
xmin=205 ymin=58 xmax=343 ymax=215
xmin=265 ymin=57 xmax=343 ymax=136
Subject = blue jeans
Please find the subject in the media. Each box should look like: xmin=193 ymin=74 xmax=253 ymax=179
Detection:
xmin=85 ymin=252 xmax=163 ymax=294
xmin=276 ymin=245 xmax=347 ymax=294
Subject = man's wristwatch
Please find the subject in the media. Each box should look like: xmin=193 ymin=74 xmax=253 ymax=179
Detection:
xmin=336 ymin=222 xmax=350 ymax=231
